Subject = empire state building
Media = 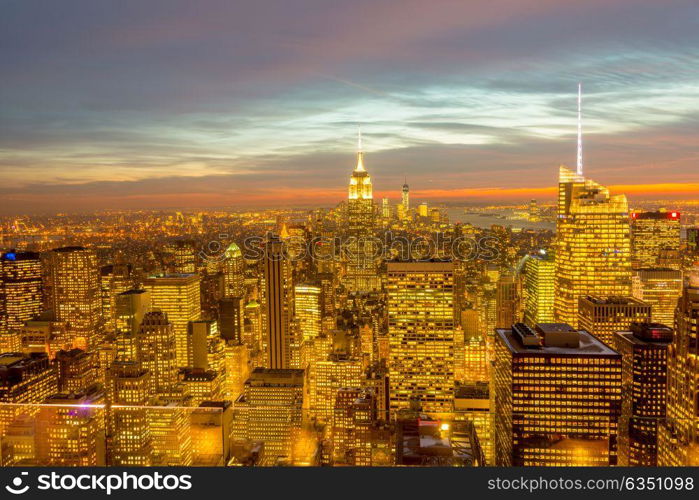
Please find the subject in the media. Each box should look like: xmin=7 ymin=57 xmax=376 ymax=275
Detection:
xmin=344 ymin=131 xmax=380 ymax=293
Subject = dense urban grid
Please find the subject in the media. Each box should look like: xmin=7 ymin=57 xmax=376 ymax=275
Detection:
xmin=1 ymin=125 xmax=698 ymax=467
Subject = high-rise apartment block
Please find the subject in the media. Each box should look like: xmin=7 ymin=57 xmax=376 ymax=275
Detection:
xmin=578 ymin=295 xmax=652 ymax=346
xmin=143 ymin=274 xmax=201 ymax=367
xmin=232 ymin=368 xmax=305 ymax=466
xmin=0 ymin=251 xmax=42 ymax=335
xmin=658 ymin=273 xmax=699 ymax=466
xmin=494 ymin=323 xmax=621 ymax=466
xmin=614 ymin=322 xmax=672 ymax=466
xmin=387 ymin=261 xmax=455 ymax=417
xmin=630 ymin=210 xmax=681 ymax=270
xmin=632 ymin=268 xmax=683 ymax=327
xmin=50 ymin=247 xmax=103 ymax=350
xmin=106 ymin=361 xmax=151 ymax=466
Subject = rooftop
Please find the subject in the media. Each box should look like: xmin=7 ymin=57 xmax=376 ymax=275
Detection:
xmin=615 ymin=331 xmax=672 ymax=348
xmin=580 ymin=295 xmax=647 ymax=306
xmin=247 ymin=368 xmax=305 ymax=386
xmin=1 ymin=251 xmax=39 ymax=261
xmin=617 ymin=322 xmax=674 ymax=344
xmin=386 ymin=260 xmax=454 ymax=272
xmin=144 ymin=273 xmax=199 ymax=283
xmin=496 ymin=326 xmax=619 ymax=357
xmin=118 ymin=288 xmax=149 ymax=296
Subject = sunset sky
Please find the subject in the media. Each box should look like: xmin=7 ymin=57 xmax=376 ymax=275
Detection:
xmin=1 ymin=0 xmax=698 ymax=214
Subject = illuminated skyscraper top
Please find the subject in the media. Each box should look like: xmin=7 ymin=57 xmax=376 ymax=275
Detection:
xmin=348 ymin=127 xmax=372 ymax=200
xmin=345 ymin=129 xmax=379 ymax=293
xmin=401 ymin=178 xmax=409 ymax=212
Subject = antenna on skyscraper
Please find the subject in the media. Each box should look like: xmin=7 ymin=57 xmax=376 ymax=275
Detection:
xmin=577 ymin=83 xmax=583 ymax=176
xmin=358 ymin=125 xmax=363 ymax=153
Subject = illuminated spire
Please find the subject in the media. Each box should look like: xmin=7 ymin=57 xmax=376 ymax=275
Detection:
xmin=355 ymin=125 xmax=365 ymax=172
xmin=577 ymin=82 xmax=583 ymax=176
xmin=280 ymin=222 xmax=289 ymax=239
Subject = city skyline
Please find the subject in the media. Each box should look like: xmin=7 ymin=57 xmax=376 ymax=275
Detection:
xmin=1 ymin=1 xmax=699 ymax=214
xmin=1 ymin=146 xmax=698 ymax=467
xmin=1 ymin=0 xmax=699 ymax=474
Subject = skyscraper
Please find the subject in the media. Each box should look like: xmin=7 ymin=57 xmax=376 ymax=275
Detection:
xmin=0 ymin=251 xmax=42 ymax=336
xmin=522 ymin=252 xmax=555 ymax=327
xmin=106 ymin=361 xmax=152 ymax=466
xmin=332 ymin=388 xmax=376 ymax=466
xmin=147 ymin=397 xmax=193 ymax=466
xmin=223 ymin=341 xmax=250 ymax=401
xmin=0 ymin=353 xmax=58 ymax=441
xmin=528 ymin=199 xmax=540 ymax=221
xmin=381 ymin=197 xmax=390 ymax=221
xmin=99 ymin=263 xmax=133 ymax=335
xmin=55 ymin=348 xmax=97 ymax=393
xmin=139 ymin=311 xmax=179 ymax=395
xmin=630 ymin=210 xmax=681 ymax=270
xmin=658 ymin=272 xmax=699 ymax=466
xmin=114 ymin=289 xmax=151 ymax=361
xmin=263 ymin=235 xmax=291 ymax=369
xmin=577 ymin=295 xmax=652 ymax=347
xmin=308 ymin=352 xmax=363 ymax=423
xmin=37 ymin=391 xmax=106 ymax=466
xmin=232 ymin=368 xmax=305 ymax=465
xmin=632 ymin=268 xmax=683 ymax=326
xmin=223 ymin=242 xmax=245 ymax=298
xmin=386 ymin=261 xmax=455 ymax=416
xmin=401 ymin=180 xmax=409 ymax=214
xmin=294 ymin=283 xmax=322 ymax=343
xmin=554 ymin=167 xmax=632 ymax=327
xmin=165 ymin=239 xmax=197 ymax=274
xmin=345 ymin=132 xmax=379 ymax=293
xmin=19 ymin=315 xmax=69 ymax=359
xmin=143 ymin=274 xmax=201 ymax=367
xmin=687 ymin=228 xmax=699 ymax=253
xmin=614 ymin=322 xmax=672 ymax=466
xmin=461 ymin=334 xmax=489 ymax=384
xmin=417 ymin=202 xmax=428 ymax=218
xmin=218 ymin=297 xmax=243 ymax=343
xmin=494 ymin=323 xmax=621 ymax=466
xmin=191 ymin=401 xmax=233 ymax=466
xmin=495 ymin=272 xmax=518 ymax=328
xmin=189 ymin=319 xmax=224 ymax=374
xmin=49 ymin=246 xmax=103 ymax=350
